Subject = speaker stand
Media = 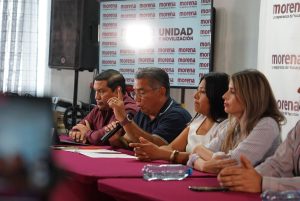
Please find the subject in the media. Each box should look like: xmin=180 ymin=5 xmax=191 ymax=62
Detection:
xmin=72 ymin=70 xmax=79 ymax=126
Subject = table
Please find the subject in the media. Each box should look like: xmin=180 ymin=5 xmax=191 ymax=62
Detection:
xmin=98 ymin=177 xmax=261 ymax=201
xmin=52 ymin=149 xmax=215 ymax=183
xmin=51 ymin=148 xmax=261 ymax=201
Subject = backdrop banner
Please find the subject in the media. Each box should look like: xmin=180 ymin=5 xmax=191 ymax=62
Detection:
xmin=258 ymin=0 xmax=300 ymax=139
xmin=99 ymin=0 xmax=212 ymax=88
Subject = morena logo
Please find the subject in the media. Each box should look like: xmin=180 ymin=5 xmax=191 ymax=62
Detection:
xmin=199 ymin=73 xmax=205 ymax=78
xmin=138 ymin=58 xmax=154 ymax=63
xmin=102 ymin=13 xmax=117 ymax=18
xmin=103 ymin=4 xmax=117 ymax=9
xmin=120 ymin=49 xmax=135 ymax=54
xmin=159 ymin=12 xmax=176 ymax=18
xmin=102 ymin=23 xmax=117 ymax=29
xmin=180 ymin=1 xmax=197 ymax=7
xmin=272 ymin=54 xmax=300 ymax=65
xmin=140 ymin=3 xmax=156 ymax=9
xmin=178 ymin=48 xmax=196 ymax=53
xmin=158 ymin=58 xmax=175 ymax=63
xmin=199 ymin=63 xmax=209 ymax=68
xmin=140 ymin=13 xmax=155 ymax=18
xmin=201 ymin=19 xmax=211 ymax=25
xmin=138 ymin=48 xmax=154 ymax=54
xmin=178 ymin=58 xmax=196 ymax=63
xmin=120 ymin=59 xmax=135 ymax=64
xmin=121 ymin=4 xmax=136 ymax=9
xmin=200 ymin=29 xmax=211 ymax=35
xmin=177 ymin=78 xmax=195 ymax=84
xmin=201 ymin=0 xmax=211 ymax=4
xmin=158 ymin=48 xmax=175 ymax=53
xmin=159 ymin=2 xmax=176 ymax=8
xmin=277 ymin=99 xmax=300 ymax=112
xmin=119 ymin=68 xmax=135 ymax=73
xmin=273 ymin=3 xmax=300 ymax=15
xmin=200 ymin=42 xmax=211 ymax=48
xmin=102 ymin=60 xmax=116 ymax=65
xmin=102 ymin=32 xmax=117 ymax=37
xmin=179 ymin=11 xmax=197 ymax=17
xmin=201 ymin=9 xmax=211 ymax=14
xmin=101 ymin=41 xmax=117 ymax=46
xmin=178 ymin=68 xmax=195 ymax=73
xmin=121 ymin=14 xmax=136 ymax=19
xmin=200 ymin=52 xmax=209 ymax=58
xmin=102 ymin=51 xmax=116 ymax=56
xmin=161 ymin=67 xmax=175 ymax=73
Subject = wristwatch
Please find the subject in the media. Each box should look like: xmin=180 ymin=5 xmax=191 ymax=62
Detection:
xmin=119 ymin=113 xmax=133 ymax=126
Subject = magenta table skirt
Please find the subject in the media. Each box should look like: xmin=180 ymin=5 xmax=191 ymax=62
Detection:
xmin=98 ymin=177 xmax=261 ymax=201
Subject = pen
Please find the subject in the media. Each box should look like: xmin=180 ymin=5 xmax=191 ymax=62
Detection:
xmin=188 ymin=186 xmax=229 ymax=192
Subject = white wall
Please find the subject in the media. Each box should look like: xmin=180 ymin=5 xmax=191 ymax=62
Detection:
xmin=213 ymin=0 xmax=260 ymax=74
xmin=50 ymin=69 xmax=94 ymax=104
xmin=49 ymin=0 xmax=261 ymax=116
xmin=170 ymin=0 xmax=261 ymax=116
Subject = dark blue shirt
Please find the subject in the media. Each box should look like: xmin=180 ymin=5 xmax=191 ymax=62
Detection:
xmin=133 ymin=97 xmax=191 ymax=143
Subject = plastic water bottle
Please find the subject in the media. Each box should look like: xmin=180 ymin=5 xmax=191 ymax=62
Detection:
xmin=261 ymin=190 xmax=300 ymax=201
xmin=142 ymin=164 xmax=192 ymax=181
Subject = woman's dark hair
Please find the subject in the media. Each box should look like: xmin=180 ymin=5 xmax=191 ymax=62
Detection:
xmin=94 ymin=69 xmax=126 ymax=94
xmin=201 ymin=72 xmax=229 ymax=122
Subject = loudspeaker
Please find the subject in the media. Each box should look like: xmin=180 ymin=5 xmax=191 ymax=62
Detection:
xmin=49 ymin=0 xmax=99 ymax=71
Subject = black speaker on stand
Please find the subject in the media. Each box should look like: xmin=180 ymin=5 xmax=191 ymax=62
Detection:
xmin=49 ymin=0 xmax=99 ymax=128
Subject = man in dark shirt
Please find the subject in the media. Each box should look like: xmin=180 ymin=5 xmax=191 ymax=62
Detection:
xmin=107 ymin=67 xmax=191 ymax=146
xmin=69 ymin=69 xmax=138 ymax=145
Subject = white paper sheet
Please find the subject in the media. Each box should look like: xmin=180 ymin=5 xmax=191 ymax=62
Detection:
xmin=53 ymin=147 xmax=136 ymax=159
xmin=79 ymin=152 xmax=137 ymax=159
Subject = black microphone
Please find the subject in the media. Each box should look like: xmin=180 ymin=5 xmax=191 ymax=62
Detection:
xmin=100 ymin=123 xmax=122 ymax=143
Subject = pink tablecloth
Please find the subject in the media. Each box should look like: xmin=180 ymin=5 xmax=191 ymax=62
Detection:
xmin=52 ymin=149 xmax=215 ymax=183
xmin=98 ymin=177 xmax=261 ymax=201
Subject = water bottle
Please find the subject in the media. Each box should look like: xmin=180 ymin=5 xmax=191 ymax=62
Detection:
xmin=261 ymin=190 xmax=300 ymax=201
xmin=142 ymin=164 xmax=192 ymax=181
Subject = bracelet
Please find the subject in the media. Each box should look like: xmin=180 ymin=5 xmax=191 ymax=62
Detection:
xmin=169 ymin=150 xmax=179 ymax=163
xmin=119 ymin=113 xmax=133 ymax=127
xmin=187 ymin=153 xmax=200 ymax=167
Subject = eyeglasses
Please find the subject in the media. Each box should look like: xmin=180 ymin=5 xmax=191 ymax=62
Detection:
xmin=131 ymin=88 xmax=159 ymax=99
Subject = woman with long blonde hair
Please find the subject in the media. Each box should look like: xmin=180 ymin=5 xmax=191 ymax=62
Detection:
xmin=191 ymin=69 xmax=285 ymax=173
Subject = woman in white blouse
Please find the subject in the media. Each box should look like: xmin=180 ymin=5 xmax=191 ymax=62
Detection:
xmin=190 ymin=69 xmax=286 ymax=174
xmin=129 ymin=72 xmax=229 ymax=164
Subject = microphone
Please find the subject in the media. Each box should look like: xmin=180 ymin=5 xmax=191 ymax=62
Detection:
xmin=100 ymin=123 xmax=122 ymax=143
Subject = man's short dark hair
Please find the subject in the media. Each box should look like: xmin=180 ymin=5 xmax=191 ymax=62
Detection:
xmin=135 ymin=67 xmax=170 ymax=96
xmin=94 ymin=69 xmax=126 ymax=94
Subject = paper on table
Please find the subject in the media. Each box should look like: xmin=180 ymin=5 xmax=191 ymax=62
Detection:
xmin=54 ymin=147 xmax=136 ymax=159
xmin=53 ymin=147 xmax=119 ymax=153
xmin=75 ymin=149 xmax=121 ymax=154
xmin=80 ymin=152 xmax=136 ymax=159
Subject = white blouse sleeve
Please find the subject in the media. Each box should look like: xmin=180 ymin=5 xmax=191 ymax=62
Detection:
xmin=205 ymin=119 xmax=229 ymax=152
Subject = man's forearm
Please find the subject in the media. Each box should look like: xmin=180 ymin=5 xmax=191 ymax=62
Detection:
xmin=123 ymin=122 xmax=167 ymax=146
xmin=263 ymin=176 xmax=300 ymax=191
xmin=85 ymin=128 xmax=106 ymax=145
